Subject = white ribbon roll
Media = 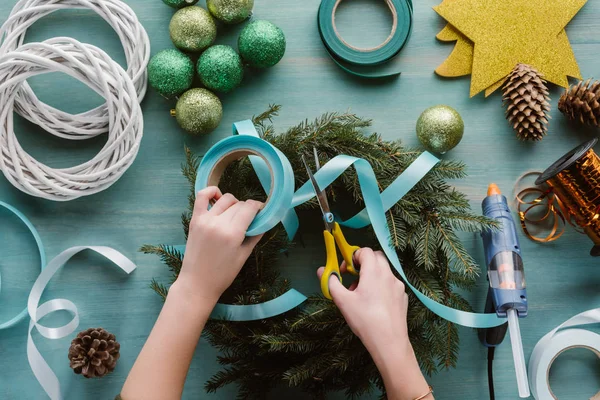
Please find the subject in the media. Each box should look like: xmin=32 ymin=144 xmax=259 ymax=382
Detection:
xmin=27 ymin=246 xmax=137 ymax=400
xmin=529 ymin=308 xmax=600 ymax=400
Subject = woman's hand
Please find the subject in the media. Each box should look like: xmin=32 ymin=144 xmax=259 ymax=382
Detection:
xmin=317 ymin=248 xmax=409 ymax=352
xmin=177 ymin=186 xmax=263 ymax=303
xmin=318 ymin=248 xmax=433 ymax=400
xmin=121 ymin=187 xmax=264 ymax=400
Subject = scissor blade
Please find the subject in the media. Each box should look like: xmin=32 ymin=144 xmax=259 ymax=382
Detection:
xmin=302 ymin=155 xmax=333 ymax=224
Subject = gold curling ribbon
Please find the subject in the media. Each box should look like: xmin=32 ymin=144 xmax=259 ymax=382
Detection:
xmin=515 ymin=139 xmax=600 ymax=256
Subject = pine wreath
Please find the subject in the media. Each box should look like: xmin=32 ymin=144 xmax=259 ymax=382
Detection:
xmin=143 ymin=105 xmax=495 ymax=399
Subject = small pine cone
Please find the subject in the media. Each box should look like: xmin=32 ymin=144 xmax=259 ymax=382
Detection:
xmin=68 ymin=327 xmax=120 ymax=378
xmin=558 ymin=79 xmax=600 ymax=126
xmin=502 ymin=64 xmax=551 ymax=141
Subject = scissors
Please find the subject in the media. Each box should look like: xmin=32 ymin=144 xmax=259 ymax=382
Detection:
xmin=302 ymin=148 xmax=361 ymax=300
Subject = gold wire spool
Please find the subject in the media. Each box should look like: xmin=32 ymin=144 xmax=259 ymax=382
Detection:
xmin=528 ymin=138 xmax=600 ymax=256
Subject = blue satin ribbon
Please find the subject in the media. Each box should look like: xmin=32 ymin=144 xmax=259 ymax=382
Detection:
xmin=0 ymin=201 xmax=46 ymax=330
xmin=181 ymin=120 xmax=504 ymax=328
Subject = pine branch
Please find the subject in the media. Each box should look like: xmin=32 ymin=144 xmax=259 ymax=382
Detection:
xmin=144 ymin=106 xmax=493 ymax=399
xmin=150 ymin=279 xmax=169 ymax=301
xmin=140 ymin=244 xmax=183 ymax=277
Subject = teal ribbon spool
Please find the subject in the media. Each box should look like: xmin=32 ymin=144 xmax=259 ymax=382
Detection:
xmin=180 ymin=120 xmax=504 ymax=328
xmin=318 ymin=0 xmax=413 ymax=78
xmin=0 ymin=201 xmax=46 ymax=330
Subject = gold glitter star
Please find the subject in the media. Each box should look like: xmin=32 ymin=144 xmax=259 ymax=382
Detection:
xmin=434 ymin=0 xmax=586 ymax=97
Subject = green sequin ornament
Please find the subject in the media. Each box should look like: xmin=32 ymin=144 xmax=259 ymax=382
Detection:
xmin=197 ymin=45 xmax=244 ymax=93
xmin=207 ymin=0 xmax=254 ymax=24
xmin=162 ymin=0 xmax=199 ymax=9
xmin=416 ymin=105 xmax=464 ymax=154
xmin=238 ymin=20 xmax=286 ymax=68
xmin=174 ymin=88 xmax=223 ymax=135
xmin=148 ymin=49 xmax=195 ymax=98
xmin=170 ymin=6 xmax=216 ymax=53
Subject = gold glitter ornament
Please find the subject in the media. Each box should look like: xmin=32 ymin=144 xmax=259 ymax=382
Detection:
xmin=207 ymin=0 xmax=254 ymax=25
xmin=434 ymin=0 xmax=586 ymax=97
xmin=170 ymin=6 xmax=217 ymax=53
xmin=416 ymin=105 xmax=464 ymax=154
xmin=173 ymin=88 xmax=222 ymax=135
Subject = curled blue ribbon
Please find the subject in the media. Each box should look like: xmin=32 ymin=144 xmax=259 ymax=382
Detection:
xmin=0 ymin=201 xmax=46 ymax=330
xmin=181 ymin=120 xmax=504 ymax=328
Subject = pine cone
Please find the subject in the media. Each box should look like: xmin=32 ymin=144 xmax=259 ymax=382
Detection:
xmin=68 ymin=327 xmax=120 ymax=378
xmin=558 ymin=79 xmax=600 ymax=126
xmin=502 ymin=64 xmax=551 ymax=141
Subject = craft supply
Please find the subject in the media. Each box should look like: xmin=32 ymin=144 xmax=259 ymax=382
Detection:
xmin=173 ymin=88 xmax=223 ymax=135
xmin=207 ymin=0 xmax=254 ymax=24
xmin=185 ymin=119 xmax=504 ymax=328
xmin=416 ymin=105 xmax=464 ymax=154
xmin=317 ymin=0 xmax=412 ymax=78
xmin=28 ymin=246 xmax=136 ymax=400
xmin=533 ymin=139 xmax=600 ymax=256
xmin=479 ymin=184 xmax=530 ymax=398
xmin=503 ymin=64 xmax=551 ymax=141
xmin=0 ymin=38 xmax=144 ymax=201
xmin=0 ymin=0 xmax=150 ymax=139
xmin=68 ymin=328 xmax=120 ymax=378
xmin=434 ymin=0 xmax=586 ymax=97
xmin=528 ymin=308 xmax=600 ymax=400
xmin=197 ymin=45 xmax=244 ymax=93
xmin=0 ymin=202 xmax=45 ymax=330
xmin=302 ymin=149 xmax=361 ymax=299
xmin=170 ymin=6 xmax=217 ymax=53
xmin=238 ymin=20 xmax=286 ymax=68
xmin=148 ymin=49 xmax=195 ymax=98
xmin=163 ymin=0 xmax=198 ymax=8
xmin=435 ymin=24 xmax=472 ymax=78
xmin=558 ymin=79 xmax=600 ymax=127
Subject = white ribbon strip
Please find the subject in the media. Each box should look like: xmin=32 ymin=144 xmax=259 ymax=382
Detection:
xmin=529 ymin=308 xmax=600 ymax=400
xmin=27 ymin=246 xmax=137 ymax=400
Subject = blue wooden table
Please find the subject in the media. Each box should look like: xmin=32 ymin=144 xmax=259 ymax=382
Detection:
xmin=1 ymin=0 xmax=598 ymax=399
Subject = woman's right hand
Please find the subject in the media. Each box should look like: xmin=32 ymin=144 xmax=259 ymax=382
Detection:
xmin=317 ymin=248 xmax=434 ymax=400
xmin=317 ymin=248 xmax=410 ymax=353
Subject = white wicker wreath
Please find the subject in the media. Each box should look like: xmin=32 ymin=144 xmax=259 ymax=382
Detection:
xmin=0 ymin=38 xmax=143 ymax=201
xmin=0 ymin=0 xmax=150 ymax=139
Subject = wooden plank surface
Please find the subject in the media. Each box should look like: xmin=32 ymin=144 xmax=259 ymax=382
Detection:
xmin=0 ymin=0 xmax=599 ymax=398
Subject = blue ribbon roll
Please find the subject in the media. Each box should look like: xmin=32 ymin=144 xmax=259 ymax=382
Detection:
xmin=184 ymin=120 xmax=504 ymax=328
xmin=0 ymin=201 xmax=46 ymax=330
xmin=318 ymin=0 xmax=413 ymax=78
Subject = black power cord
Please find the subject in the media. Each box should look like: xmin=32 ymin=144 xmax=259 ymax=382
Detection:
xmin=488 ymin=347 xmax=496 ymax=400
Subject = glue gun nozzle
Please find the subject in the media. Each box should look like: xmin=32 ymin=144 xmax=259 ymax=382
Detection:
xmin=487 ymin=183 xmax=502 ymax=196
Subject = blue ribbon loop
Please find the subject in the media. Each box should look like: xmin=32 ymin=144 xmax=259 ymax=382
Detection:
xmin=0 ymin=201 xmax=46 ymax=330
xmin=180 ymin=120 xmax=504 ymax=328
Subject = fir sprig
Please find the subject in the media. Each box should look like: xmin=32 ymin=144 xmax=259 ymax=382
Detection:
xmin=144 ymin=107 xmax=496 ymax=399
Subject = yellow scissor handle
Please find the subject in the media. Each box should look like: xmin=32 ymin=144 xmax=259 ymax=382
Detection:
xmin=332 ymin=222 xmax=360 ymax=275
xmin=321 ymin=230 xmax=341 ymax=300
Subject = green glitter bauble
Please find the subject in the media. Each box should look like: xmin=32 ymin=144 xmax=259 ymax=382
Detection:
xmin=416 ymin=105 xmax=464 ymax=154
xmin=148 ymin=49 xmax=194 ymax=98
xmin=197 ymin=45 xmax=244 ymax=93
xmin=175 ymin=88 xmax=223 ymax=135
xmin=170 ymin=6 xmax=217 ymax=53
xmin=238 ymin=20 xmax=286 ymax=68
xmin=206 ymin=0 xmax=254 ymax=24
xmin=162 ymin=0 xmax=199 ymax=9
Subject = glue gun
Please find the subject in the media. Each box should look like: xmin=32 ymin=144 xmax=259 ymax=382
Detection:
xmin=479 ymin=184 xmax=530 ymax=398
